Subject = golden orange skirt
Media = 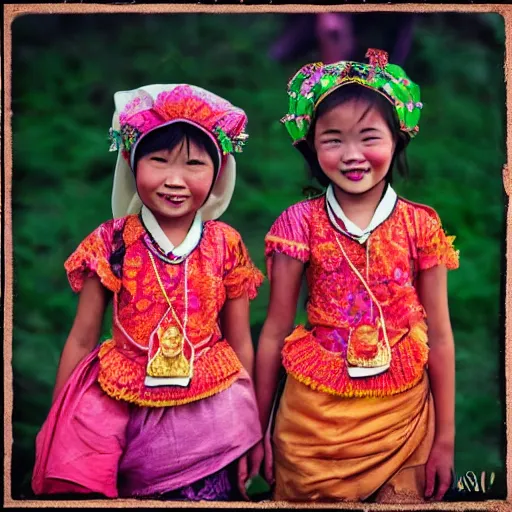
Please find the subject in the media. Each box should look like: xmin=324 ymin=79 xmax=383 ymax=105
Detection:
xmin=273 ymin=372 xmax=435 ymax=503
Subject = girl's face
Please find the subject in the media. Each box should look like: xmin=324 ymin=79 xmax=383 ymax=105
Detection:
xmin=136 ymin=138 xmax=215 ymax=223
xmin=313 ymin=99 xmax=395 ymax=195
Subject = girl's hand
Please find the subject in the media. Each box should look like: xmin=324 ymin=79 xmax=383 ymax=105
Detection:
xmin=237 ymin=440 xmax=274 ymax=500
xmin=248 ymin=440 xmax=273 ymax=485
xmin=262 ymin=433 xmax=274 ymax=486
xmin=424 ymin=438 xmax=454 ymax=501
xmin=237 ymin=444 xmax=266 ymax=501
xmin=250 ymin=438 xmax=274 ymax=487
xmin=237 ymin=444 xmax=264 ymax=500
xmin=249 ymin=436 xmax=274 ymax=486
xmin=237 ymin=454 xmax=251 ymax=500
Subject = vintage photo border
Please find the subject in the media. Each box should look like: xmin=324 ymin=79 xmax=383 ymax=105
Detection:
xmin=2 ymin=3 xmax=511 ymax=510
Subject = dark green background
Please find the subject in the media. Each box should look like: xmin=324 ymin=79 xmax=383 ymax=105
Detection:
xmin=10 ymin=12 xmax=507 ymax=499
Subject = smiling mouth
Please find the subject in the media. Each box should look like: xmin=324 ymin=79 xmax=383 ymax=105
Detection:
xmin=157 ymin=193 xmax=189 ymax=206
xmin=341 ymin=168 xmax=370 ymax=182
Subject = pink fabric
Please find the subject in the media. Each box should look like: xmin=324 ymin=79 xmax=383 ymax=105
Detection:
xmin=32 ymin=347 xmax=262 ymax=498
xmin=118 ymin=369 xmax=261 ymax=497
xmin=32 ymin=347 xmax=129 ymax=498
xmin=119 ymin=86 xmax=247 ymax=143
xmin=117 ymin=85 xmax=248 ymax=164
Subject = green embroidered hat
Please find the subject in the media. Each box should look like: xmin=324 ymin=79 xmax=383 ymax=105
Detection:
xmin=281 ymin=49 xmax=422 ymax=143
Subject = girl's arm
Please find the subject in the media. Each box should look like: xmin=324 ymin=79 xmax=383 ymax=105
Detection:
xmin=52 ymin=275 xmax=110 ymax=402
xmin=221 ymin=293 xmax=260 ymax=500
xmin=417 ymin=264 xmax=455 ymax=500
xmin=221 ymin=294 xmax=255 ymax=378
xmin=255 ymin=253 xmax=304 ymax=443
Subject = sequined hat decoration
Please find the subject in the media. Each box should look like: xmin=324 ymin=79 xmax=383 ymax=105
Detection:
xmin=108 ymin=84 xmax=249 ymax=162
xmin=281 ymin=49 xmax=423 ymax=143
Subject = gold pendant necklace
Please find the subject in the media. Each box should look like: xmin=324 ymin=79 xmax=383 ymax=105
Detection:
xmin=333 ymin=234 xmax=391 ymax=376
xmin=146 ymin=250 xmax=193 ymax=379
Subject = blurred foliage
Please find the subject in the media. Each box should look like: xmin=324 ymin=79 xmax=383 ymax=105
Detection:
xmin=10 ymin=12 xmax=506 ymax=500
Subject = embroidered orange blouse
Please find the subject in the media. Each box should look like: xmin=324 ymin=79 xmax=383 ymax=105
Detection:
xmin=265 ymin=194 xmax=459 ymax=398
xmin=65 ymin=215 xmax=264 ymax=407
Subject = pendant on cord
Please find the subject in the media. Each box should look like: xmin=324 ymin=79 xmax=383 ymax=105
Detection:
xmin=145 ymin=314 xmax=194 ymax=387
xmin=346 ymin=317 xmax=391 ymax=378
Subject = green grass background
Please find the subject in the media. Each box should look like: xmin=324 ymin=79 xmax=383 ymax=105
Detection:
xmin=10 ymin=12 xmax=506 ymax=499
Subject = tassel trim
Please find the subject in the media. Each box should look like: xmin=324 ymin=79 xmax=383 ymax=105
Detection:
xmin=97 ymin=339 xmax=242 ymax=407
xmin=281 ymin=323 xmax=429 ymax=398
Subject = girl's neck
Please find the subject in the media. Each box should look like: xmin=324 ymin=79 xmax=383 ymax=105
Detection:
xmin=151 ymin=211 xmax=197 ymax=247
xmin=333 ymin=180 xmax=388 ymax=231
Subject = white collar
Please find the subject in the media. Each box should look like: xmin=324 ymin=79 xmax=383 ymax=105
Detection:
xmin=141 ymin=205 xmax=203 ymax=258
xmin=326 ymin=183 xmax=397 ymax=244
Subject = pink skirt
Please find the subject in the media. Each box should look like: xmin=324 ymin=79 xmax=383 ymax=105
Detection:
xmin=32 ymin=346 xmax=262 ymax=498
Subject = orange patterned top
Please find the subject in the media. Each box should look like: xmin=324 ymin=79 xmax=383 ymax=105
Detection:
xmin=265 ymin=194 xmax=459 ymax=398
xmin=65 ymin=215 xmax=264 ymax=407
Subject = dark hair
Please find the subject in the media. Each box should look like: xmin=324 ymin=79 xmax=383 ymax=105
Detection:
xmin=299 ymin=83 xmax=410 ymax=189
xmin=133 ymin=122 xmax=221 ymax=177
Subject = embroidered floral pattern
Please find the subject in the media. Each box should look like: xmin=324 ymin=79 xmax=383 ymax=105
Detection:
xmin=65 ymin=216 xmax=264 ymax=407
xmin=65 ymin=217 xmax=126 ymax=293
xmin=111 ymin=85 xmax=248 ymax=160
xmin=264 ymin=195 xmax=458 ymax=397
xmin=282 ymin=48 xmax=422 ymax=144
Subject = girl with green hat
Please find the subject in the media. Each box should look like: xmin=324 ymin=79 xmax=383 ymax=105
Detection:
xmin=252 ymin=49 xmax=459 ymax=503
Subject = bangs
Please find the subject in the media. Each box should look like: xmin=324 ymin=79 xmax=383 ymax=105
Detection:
xmin=312 ymin=84 xmax=400 ymax=138
xmin=133 ymin=122 xmax=221 ymax=175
